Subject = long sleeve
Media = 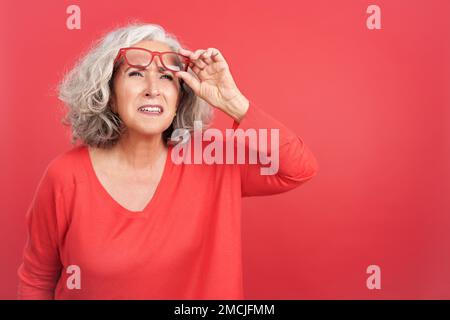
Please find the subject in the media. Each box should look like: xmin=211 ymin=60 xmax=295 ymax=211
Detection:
xmin=17 ymin=164 xmax=65 ymax=299
xmin=11 ymin=135 xmax=315 ymax=299
xmin=231 ymin=103 xmax=319 ymax=197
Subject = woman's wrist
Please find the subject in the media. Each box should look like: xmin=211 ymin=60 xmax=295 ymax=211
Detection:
xmin=222 ymin=93 xmax=250 ymax=123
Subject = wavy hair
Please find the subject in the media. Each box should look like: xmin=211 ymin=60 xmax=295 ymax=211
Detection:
xmin=58 ymin=22 xmax=214 ymax=148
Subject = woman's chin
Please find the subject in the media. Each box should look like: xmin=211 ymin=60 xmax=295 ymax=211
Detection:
xmin=133 ymin=124 xmax=171 ymax=137
xmin=121 ymin=116 xmax=173 ymax=138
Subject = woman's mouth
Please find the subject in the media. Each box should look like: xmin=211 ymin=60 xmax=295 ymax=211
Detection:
xmin=137 ymin=105 xmax=164 ymax=116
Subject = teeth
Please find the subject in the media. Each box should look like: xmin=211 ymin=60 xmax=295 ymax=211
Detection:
xmin=139 ymin=106 xmax=162 ymax=113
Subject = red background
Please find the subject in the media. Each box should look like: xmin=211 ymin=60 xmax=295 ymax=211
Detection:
xmin=1 ymin=0 xmax=449 ymax=299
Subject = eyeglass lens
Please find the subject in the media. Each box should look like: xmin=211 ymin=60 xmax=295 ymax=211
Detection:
xmin=125 ymin=49 xmax=187 ymax=72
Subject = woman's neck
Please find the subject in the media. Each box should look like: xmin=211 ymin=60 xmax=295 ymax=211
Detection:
xmin=111 ymin=132 xmax=167 ymax=172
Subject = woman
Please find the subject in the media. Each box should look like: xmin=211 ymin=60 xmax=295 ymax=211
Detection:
xmin=17 ymin=23 xmax=319 ymax=299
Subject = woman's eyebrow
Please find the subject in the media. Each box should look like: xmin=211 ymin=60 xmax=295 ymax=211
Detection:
xmin=124 ymin=66 xmax=170 ymax=73
xmin=124 ymin=66 xmax=138 ymax=73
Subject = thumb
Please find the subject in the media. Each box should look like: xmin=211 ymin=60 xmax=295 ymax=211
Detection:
xmin=175 ymin=71 xmax=201 ymax=95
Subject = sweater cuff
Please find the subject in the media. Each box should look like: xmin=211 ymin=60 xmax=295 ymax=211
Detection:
xmin=231 ymin=102 xmax=259 ymax=131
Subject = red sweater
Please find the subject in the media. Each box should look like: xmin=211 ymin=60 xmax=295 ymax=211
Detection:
xmin=17 ymin=104 xmax=319 ymax=299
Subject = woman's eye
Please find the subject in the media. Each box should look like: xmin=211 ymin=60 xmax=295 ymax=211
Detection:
xmin=128 ymin=72 xmax=173 ymax=81
xmin=129 ymin=71 xmax=143 ymax=77
xmin=161 ymin=74 xmax=173 ymax=81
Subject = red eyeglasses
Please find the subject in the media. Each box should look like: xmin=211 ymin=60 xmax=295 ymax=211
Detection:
xmin=113 ymin=47 xmax=192 ymax=72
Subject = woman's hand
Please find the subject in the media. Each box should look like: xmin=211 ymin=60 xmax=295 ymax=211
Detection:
xmin=174 ymin=47 xmax=249 ymax=122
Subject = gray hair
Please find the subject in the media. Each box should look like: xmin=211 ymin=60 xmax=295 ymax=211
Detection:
xmin=57 ymin=22 xmax=214 ymax=148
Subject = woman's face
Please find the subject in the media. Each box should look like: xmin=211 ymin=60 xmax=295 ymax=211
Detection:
xmin=111 ymin=40 xmax=181 ymax=137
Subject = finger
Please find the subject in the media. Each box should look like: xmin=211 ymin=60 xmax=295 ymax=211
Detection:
xmin=178 ymin=47 xmax=192 ymax=55
xmin=192 ymin=49 xmax=207 ymax=60
xmin=178 ymin=48 xmax=199 ymax=66
xmin=192 ymin=58 xmax=207 ymax=70
xmin=178 ymin=48 xmax=196 ymax=70
xmin=181 ymin=48 xmax=215 ymax=70
xmin=184 ymin=49 xmax=207 ymax=70
xmin=201 ymin=48 xmax=214 ymax=65
xmin=209 ymin=48 xmax=225 ymax=63
xmin=191 ymin=64 xmax=206 ymax=76
xmin=174 ymin=71 xmax=201 ymax=95
xmin=178 ymin=47 xmax=194 ymax=59
xmin=180 ymin=47 xmax=222 ymax=63
xmin=188 ymin=63 xmax=210 ymax=82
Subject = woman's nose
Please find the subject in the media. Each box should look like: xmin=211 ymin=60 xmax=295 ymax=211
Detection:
xmin=143 ymin=63 xmax=163 ymax=96
xmin=145 ymin=88 xmax=160 ymax=97
xmin=144 ymin=81 xmax=160 ymax=97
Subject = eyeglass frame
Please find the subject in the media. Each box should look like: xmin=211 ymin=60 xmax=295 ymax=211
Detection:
xmin=113 ymin=47 xmax=192 ymax=72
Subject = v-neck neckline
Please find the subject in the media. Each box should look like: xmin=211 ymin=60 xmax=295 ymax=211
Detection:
xmin=82 ymin=144 xmax=173 ymax=218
